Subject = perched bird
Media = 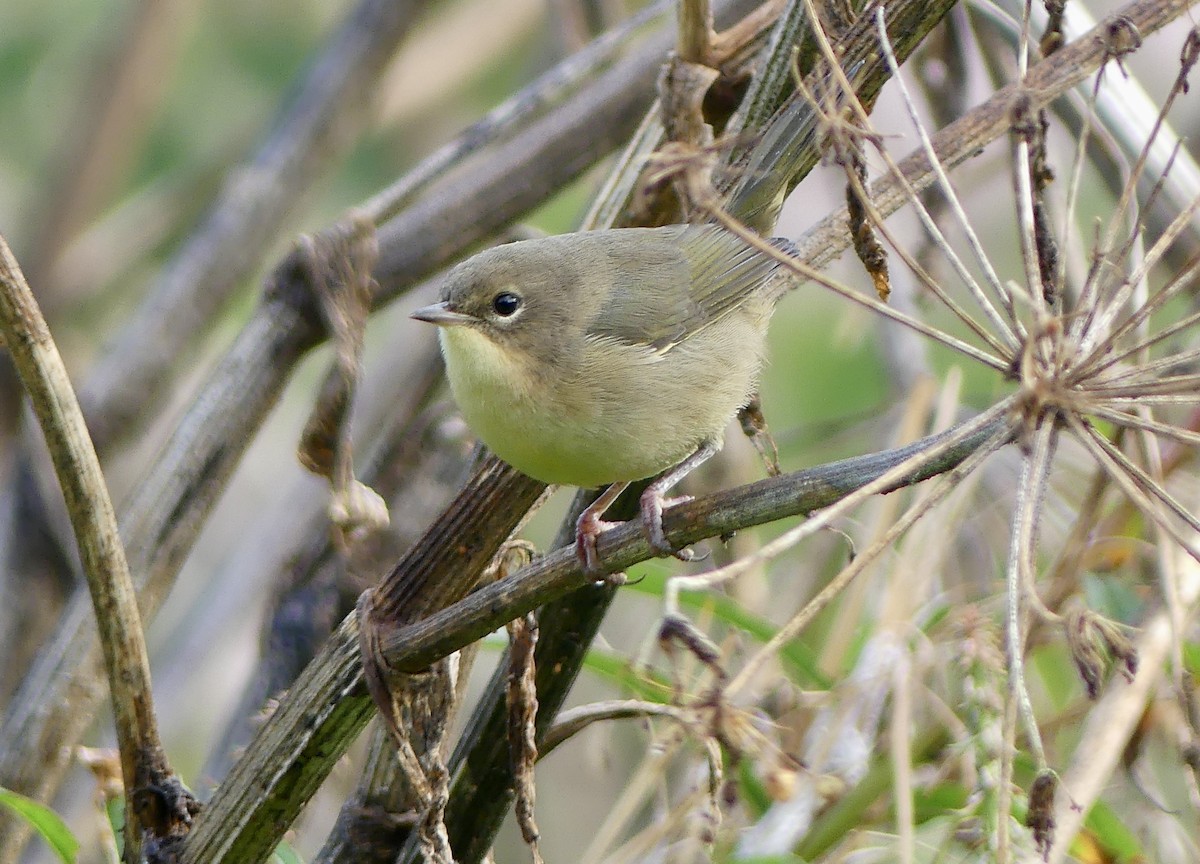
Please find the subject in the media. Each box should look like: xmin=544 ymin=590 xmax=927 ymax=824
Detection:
xmin=411 ymin=223 xmax=795 ymax=570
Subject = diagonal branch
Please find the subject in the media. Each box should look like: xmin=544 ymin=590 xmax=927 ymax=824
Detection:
xmin=181 ymin=412 xmax=1008 ymax=864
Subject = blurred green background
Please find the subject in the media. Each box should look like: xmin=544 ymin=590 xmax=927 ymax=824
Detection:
xmin=5 ymin=1 xmax=1197 ymax=862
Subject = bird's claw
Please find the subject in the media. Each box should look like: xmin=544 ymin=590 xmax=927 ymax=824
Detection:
xmin=641 ymin=489 xmax=695 ymax=561
xmin=575 ymin=508 xmax=619 ymax=575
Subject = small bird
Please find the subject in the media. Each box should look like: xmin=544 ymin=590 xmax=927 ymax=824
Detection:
xmin=411 ymin=224 xmax=795 ymax=571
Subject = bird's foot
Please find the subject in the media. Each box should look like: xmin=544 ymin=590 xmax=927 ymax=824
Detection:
xmin=640 ymin=486 xmax=695 ymax=561
xmin=575 ymin=507 xmax=621 ymax=575
xmin=573 ymin=481 xmax=630 ymax=577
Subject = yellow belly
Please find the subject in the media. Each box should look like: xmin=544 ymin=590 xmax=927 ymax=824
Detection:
xmin=439 ymin=314 xmax=767 ymax=488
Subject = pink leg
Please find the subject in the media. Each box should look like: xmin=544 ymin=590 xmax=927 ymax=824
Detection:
xmin=640 ymin=440 xmax=720 ymax=560
xmin=575 ymin=481 xmax=631 ymax=573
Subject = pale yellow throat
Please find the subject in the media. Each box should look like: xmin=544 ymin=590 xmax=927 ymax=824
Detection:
xmin=438 ymin=325 xmax=683 ymax=489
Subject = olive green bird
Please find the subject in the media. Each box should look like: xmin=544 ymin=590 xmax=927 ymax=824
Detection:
xmin=411 ymin=224 xmax=796 ymax=571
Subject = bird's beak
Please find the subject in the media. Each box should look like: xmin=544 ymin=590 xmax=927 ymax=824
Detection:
xmin=410 ymin=301 xmax=475 ymax=327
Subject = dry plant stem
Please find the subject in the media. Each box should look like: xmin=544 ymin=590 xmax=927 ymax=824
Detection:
xmin=1089 ymin=406 xmax=1200 ymax=449
xmin=183 ymin=416 xmax=1003 ymax=864
xmin=358 ymin=0 xmax=672 ymax=224
xmin=723 ymin=0 xmax=962 ymax=231
xmin=1004 ymin=423 xmax=1054 ymax=782
xmin=724 ymin=414 xmax=1015 ymax=699
xmin=0 ymin=0 xmax=698 ymax=835
xmin=540 ymin=700 xmax=695 ymax=754
xmin=0 ymin=294 xmax=318 ymax=861
xmin=388 ymin=413 xmax=1010 ymax=670
xmin=1094 ymin=374 xmax=1200 ymax=399
xmin=875 ymin=8 xmax=1022 ymax=350
xmin=1013 ymin=118 xmax=1051 ymax=322
xmin=181 ymin=458 xmax=546 ymax=864
xmin=1108 ymin=395 xmax=1200 ymax=407
xmin=1070 ymin=418 xmax=1200 ymax=559
xmin=1047 ymin=546 xmax=1200 ymax=864
xmin=78 ymin=0 xmax=430 ymax=453
xmin=0 ymin=236 xmax=179 ymax=858
xmin=790 ymin=0 xmax=1195 ymax=276
xmin=678 ymin=0 xmax=714 ymax=63
xmin=892 ymin=657 xmax=915 ymax=864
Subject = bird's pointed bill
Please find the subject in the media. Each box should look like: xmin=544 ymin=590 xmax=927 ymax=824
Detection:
xmin=410 ymin=301 xmax=476 ymax=326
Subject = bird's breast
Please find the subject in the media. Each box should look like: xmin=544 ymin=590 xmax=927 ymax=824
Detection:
xmin=438 ymin=318 xmax=765 ymax=488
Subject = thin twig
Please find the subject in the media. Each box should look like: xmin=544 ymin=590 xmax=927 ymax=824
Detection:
xmin=358 ymin=0 xmax=671 ymax=225
xmin=875 ymin=6 xmax=1023 ymax=349
xmin=724 ymin=419 xmax=1014 ymax=699
xmin=0 ymin=236 xmax=188 ymax=857
xmin=1069 ymin=416 xmax=1200 ymax=564
xmin=1004 ymin=421 xmax=1052 ymax=781
xmin=540 ymin=700 xmax=695 ymax=754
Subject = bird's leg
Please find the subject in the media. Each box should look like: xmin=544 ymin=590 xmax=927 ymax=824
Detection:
xmin=738 ymin=393 xmax=780 ymax=477
xmin=641 ymin=439 xmax=720 ymax=560
xmin=575 ymin=481 xmax=631 ymax=573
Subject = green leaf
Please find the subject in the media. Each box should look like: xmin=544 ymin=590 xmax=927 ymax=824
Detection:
xmin=106 ymin=795 xmax=124 ymax=858
xmin=736 ymin=758 xmax=772 ymax=818
xmin=1181 ymin=640 xmax=1200 ymax=675
xmin=580 ymin=648 xmax=674 ymax=701
xmin=479 ymin=634 xmax=673 ymax=701
xmin=272 ymin=838 xmax=306 ymax=864
xmin=911 ymin=782 xmax=970 ymax=823
xmin=0 ymin=787 xmax=79 ymax=864
xmin=1083 ymin=799 xmax=1145 ymax=862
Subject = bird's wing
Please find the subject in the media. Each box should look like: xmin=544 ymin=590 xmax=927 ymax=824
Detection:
xmin=587 ymin=225 xmax=790 ymax=354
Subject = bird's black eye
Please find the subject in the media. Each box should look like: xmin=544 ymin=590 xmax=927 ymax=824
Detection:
xmin=492 ymin=291 xmax=522 ymax=317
